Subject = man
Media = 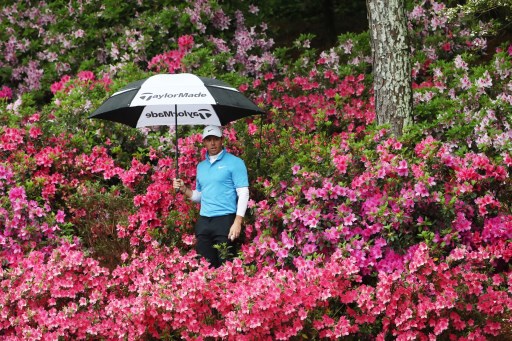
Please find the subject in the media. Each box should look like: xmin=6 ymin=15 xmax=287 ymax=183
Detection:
xmin=173 ymin=125 xmax=250 ymax=268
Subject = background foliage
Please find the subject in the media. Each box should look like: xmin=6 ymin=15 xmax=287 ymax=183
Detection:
xmin=0 ymin=0 xmax=511 ymax=339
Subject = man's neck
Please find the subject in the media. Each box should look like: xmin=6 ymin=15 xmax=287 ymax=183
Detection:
xmin=208 ymin=149 xmax=224 ymax=162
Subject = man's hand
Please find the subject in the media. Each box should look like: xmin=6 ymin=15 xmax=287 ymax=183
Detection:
xmin=228 ymin=215 xmax=243 ymax=241
xmin=173 ymin=178 xmax=185 ymax=192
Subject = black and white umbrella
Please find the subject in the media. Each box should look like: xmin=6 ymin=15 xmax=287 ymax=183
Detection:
xmin=89 ymin=73 xmax=264 ymax=173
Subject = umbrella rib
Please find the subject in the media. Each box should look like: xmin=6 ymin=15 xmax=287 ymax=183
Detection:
xmin=111 ymin=87 xmax=140 ymax=97
xmin=207 ymin=84 xmax=238 ymax=92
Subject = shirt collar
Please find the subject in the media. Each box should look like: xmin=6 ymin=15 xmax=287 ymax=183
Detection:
xmin=207 ymin=148 xmax=225 ymax=163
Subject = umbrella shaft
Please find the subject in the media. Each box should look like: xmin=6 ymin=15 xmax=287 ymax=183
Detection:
xmin=175 ymin=104 xmax=179 ymax=175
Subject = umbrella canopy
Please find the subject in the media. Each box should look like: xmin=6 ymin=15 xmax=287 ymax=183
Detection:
xmin=89 ymin=73 xmax=264 ymax=128
xmin=89 ymin=73 xmax=265 ymax=174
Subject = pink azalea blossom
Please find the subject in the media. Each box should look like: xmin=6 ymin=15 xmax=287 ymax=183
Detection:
xmin=0 ymin=85 xmax=13 ymax=100
xmin=247 ymin=122 xmax=258 ymax=135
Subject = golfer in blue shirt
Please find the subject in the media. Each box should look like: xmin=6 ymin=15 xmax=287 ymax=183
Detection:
xmin=173 ymin=125 xmax=249 ymax=267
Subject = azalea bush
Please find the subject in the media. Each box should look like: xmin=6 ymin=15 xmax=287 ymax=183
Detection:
xmin=0 ymin=0 xmax=274 ymax=101
xmin=0 ymin=0 xmax=511 ymax=339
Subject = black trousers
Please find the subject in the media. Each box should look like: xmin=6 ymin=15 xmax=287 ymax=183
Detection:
xmin=195 ymin=214 xmax=236 ymax=268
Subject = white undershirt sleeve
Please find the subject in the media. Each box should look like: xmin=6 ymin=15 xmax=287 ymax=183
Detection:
xmin=190 ymin=189 xmax=201 ymax=203
xmin=236 ymin=187 xmax=249 ymax=217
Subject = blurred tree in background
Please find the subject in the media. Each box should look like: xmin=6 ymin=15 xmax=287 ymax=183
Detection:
xmin=255 ymin=0 xmax=368 ymax=50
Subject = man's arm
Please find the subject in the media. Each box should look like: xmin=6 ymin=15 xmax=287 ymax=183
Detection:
xmin=173 ymin=178 xmax=201 ymax=202
xmin=228 ymin=215 xmax=244 ymax=241
xmin=228 ymin=187 xmax=249 ymax=241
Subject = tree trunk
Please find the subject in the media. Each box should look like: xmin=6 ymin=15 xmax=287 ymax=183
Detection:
xmin=366 ymin=0 xmax=412 ymax=137
xmin=321 ymin=0 xmax=337 ymax=46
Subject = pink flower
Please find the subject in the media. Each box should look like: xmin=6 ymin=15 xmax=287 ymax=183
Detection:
xmin=460 ymin=74 xmax=472 ymax=90
xmin=484 ymin=321 xmax=502 ymax=336
xmin=414 ymin=182 xmax=429 ymax=197
xmin=50 ymin=81 xmax=64 ymax=94
xmin=302 ymin=243 xmax=317 ymax=255
xmin=433 ymin=317 xmax=449 ymax=335
xmin=178 ymin=35 xmax=194 ymax=51
xmin=0 ymin=164 xmax=13 ymax=181
xmin=248 ymin=5 xmax=259 ymax=14
xmin=332 ymin=152 xmax=349 ymax=174
xmin=121 ymin=252 xmax=129 ymax=262
xmin=409 ymin=5 xmax=425 ymax=20
xmin=503 ymin=153 xmax=512 ymax=166
xmin=28 ymin=113 xmax=40 ymax=123
xmin=481 ymin=215 xmax=512 ymax=242
xmin=247 ymin=122 xmax=258 ymax=136
xmin=333 ymin=316 xmax=351 ymax=337
xmin=0 ymin=85 xmax=13 ymax=100
xmin=475 ymin=194 xmax=500 ymax=216
xmin=476 ymin=71 xmax=492 ymax=89
xmin=100 ymin=74 xmax=113 ymax=89
xmin=453 ymin=212 xmax=472 ymax=232
xmin=276 ymin=248 xmax=289 ymax=259
xmin=408 ymin=243 xmax=429 ymax=273
xmin=29 ymin=126 xmax=42 ymax=138
xmin=55 ymin=210 xmax=65 ymax=223
xmin=9 ymin=186 xmax=26 ymax=202
xmin=343 ymin=213 xmax=356 ymax=226
xmin=77 ymin=70 xmax=95 ymax=82
xmin=454 ymin=55 xmax=468 ymax=70
xmin=50 ymin=75 xmax=71 ymax=94
xmin=477 ymin=288 xmax=508 ymax=316
xmin=397 ymin=160 xmax=408 ymax=177
xmin=281 ymin=231 xmax=294 ymax=249
xmin=182 ymin=234 xmax=196 ymax=246
xmin=73 ymin=29 xmax=85 ymax=38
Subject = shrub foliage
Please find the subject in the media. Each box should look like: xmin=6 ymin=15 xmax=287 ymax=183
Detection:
xmin=0 ymin=0 xmax=511 ymax=339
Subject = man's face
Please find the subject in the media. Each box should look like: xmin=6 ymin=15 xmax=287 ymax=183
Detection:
xmin=203 ymin=135 xmax=223 ymax=156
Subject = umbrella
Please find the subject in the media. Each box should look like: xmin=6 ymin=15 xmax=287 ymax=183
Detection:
xmin=89 ymin=73 xmax=264 ymax=174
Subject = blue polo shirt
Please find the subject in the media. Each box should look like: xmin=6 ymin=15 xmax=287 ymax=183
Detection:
xmin=196 ymin=149 xmax=249 ymax=217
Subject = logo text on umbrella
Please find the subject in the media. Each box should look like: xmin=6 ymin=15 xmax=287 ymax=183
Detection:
xmin=139 ymin=92 xmax=207 ymax=101
xmin=145 ymin=109 xmax=212 ymax=120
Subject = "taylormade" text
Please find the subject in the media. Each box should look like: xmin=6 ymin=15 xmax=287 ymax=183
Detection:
xmin=145 ymin=110 xmax=212 ymax=120
xmin=139 ymin=92 xmax=207 ymax=101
